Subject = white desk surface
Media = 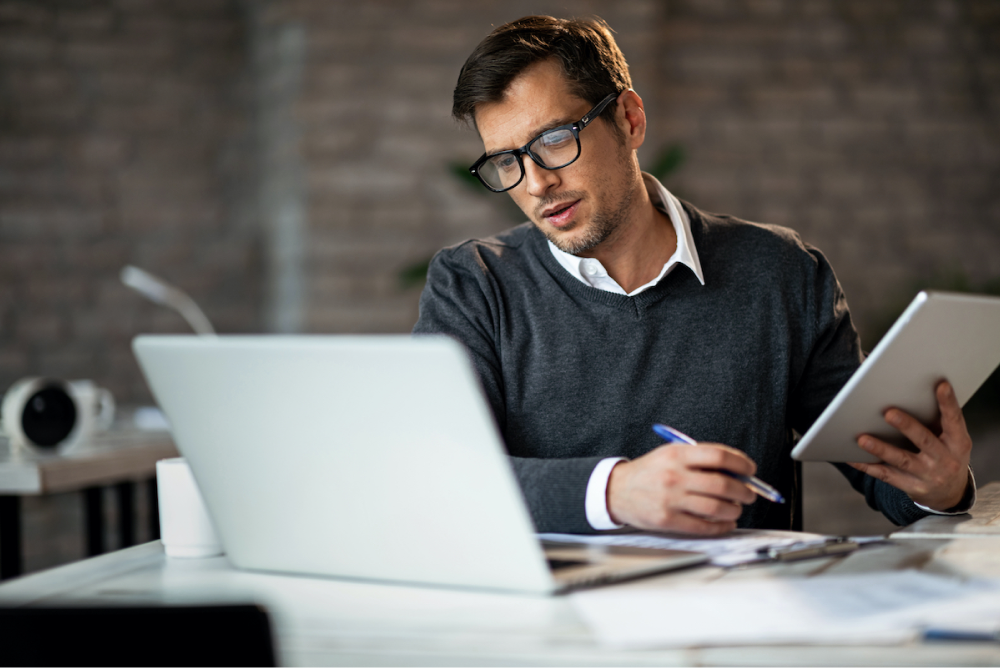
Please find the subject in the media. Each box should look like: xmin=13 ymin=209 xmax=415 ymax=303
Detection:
xmin=2 ymin=529 xmax=1000 ymax=666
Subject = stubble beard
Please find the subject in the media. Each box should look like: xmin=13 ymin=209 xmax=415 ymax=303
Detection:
xmin=543 ymin=147 xmax=640 ymax=256
xmin=545 ymin=184 xmax=635 ymax=255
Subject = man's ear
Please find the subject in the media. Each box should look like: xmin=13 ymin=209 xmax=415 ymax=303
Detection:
xmin=617 ymin=89 xmax=646 ymax=150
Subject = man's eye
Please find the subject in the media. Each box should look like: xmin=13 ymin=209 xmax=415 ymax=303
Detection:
xmin=491 ymin=155 xmax=518 ymax=171
xmin=540 ymin=129 xmax=573 ymax=148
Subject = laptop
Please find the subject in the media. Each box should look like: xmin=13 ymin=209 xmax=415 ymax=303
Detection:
xmin=132 ymin=335 xmax=706 ymax=594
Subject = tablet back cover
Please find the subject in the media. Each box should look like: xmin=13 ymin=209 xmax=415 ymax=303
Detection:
xmin=792 ymin=291 xmax=1000 ymax=462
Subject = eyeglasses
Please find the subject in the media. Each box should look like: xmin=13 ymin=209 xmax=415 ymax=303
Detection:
xmin=468 ymin=92 xmax=619 ymax=193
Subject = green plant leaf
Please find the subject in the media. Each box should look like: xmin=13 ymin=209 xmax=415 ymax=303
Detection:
xmin=648 ymin=143 xmax=686 ymax=181
xmin=449 ymin=161 xmax=485 ymax=193
xmin=398 ymin=258 xmax=430 ymax=290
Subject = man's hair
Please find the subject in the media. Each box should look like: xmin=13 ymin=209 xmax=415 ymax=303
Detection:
xmin=452 ymin=15 xmax=632 ymax=129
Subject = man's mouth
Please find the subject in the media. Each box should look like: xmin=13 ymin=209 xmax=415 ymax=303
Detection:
xmin=541 ymin=200 xmax=581 ymax=228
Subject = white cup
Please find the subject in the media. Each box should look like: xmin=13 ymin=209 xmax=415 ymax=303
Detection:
xmin=1 ymin=377 xmax=115 ymax=455
xmin=156 ymin=457 xmax=224 ymax=558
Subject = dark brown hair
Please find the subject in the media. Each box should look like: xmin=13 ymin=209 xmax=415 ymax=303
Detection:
xmin=452 ymin=15 xmax=632 ymax=129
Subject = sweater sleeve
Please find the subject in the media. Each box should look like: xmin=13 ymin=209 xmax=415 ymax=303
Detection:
xmin=787 ymin=245 xmax=929 ymax=526
xmin=413 ymin=246 xmax=602 ymax=534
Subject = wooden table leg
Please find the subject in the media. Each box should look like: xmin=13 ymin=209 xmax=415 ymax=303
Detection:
xmin=147 ymin=477 xmax=160 ymax=541
xmin=115 ymin=482 xmax=135 ymax=548
xmin=84 ymin=487 xmax=104 ymax=557
xmin=0 ymin=495 xmax=22 ymax=580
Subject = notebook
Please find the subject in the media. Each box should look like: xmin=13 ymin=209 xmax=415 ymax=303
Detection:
xmin=133 ymin=334 xmax=706 ymax=594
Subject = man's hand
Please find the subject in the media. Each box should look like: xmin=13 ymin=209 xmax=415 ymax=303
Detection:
xmin=606 ymin=443 xmax=758 ymax=534
xmin=848 ymin=380 xmax=972 ymax=511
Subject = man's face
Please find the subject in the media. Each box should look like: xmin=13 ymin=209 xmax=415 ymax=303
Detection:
xmin=475 ymin=59 xmax=640 ymax=255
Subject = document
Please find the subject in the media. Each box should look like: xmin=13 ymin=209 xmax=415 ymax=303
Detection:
xmin=539 ymin=529 xmax=830 ymax=567
xmin=571 ymin=570 xmax=1000 ymax=648
xmin=893 ymin=481 xmax=1000 ymax=539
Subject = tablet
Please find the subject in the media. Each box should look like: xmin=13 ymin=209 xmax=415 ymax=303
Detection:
xmin=791 ymin=291 xmax=1000 ymax=463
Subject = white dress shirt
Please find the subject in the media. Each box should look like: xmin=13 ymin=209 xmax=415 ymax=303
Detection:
xmin=549 ymin=173 xmax=974 ymax=530
xmin=549 ymin=174 xmax=703 ymax=529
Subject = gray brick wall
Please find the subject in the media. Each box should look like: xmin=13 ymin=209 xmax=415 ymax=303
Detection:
xmin=6 ymin=0 xmax=996 ymax=397
xmin=279 ymin=0 xmax=1000 ymax=349
xmin=650 ymin=0 xmax=1000 ymax=345
xmin=0 ymin=0 xmax=260 ymax=404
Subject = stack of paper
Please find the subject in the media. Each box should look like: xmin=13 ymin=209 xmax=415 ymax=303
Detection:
xmin=572 ymin=570 xmax=1000 ymax=648
xmin=540 ymin=529 xmax=829 ymax=567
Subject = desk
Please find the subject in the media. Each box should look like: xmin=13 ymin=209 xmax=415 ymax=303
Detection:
xmin=0 ymin=427 xmax=178 ymax=579
xmin=2 ymin=489 xmax=1000 ymax=666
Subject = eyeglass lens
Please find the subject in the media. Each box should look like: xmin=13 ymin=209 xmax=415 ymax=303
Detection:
xmin=479 ymin=127 xmax=579 ymax=191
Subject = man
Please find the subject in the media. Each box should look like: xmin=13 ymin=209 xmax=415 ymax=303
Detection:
xmin=414 ymin=15 xmax=974 ymax=535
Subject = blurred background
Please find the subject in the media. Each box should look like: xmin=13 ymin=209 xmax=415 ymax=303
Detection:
xmin=1 ymin=0 xmax=998 ymax=570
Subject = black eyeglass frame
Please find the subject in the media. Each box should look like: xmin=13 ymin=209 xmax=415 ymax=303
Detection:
xmin=468 ymin=91 xmax=620 ymax=193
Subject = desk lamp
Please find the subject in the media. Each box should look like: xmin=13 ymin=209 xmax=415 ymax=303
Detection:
xmin=121 ymin=265 xmax=216 ymax=336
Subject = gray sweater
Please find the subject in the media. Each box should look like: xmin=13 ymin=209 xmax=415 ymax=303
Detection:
xmin=413 ymin=202 xmax=928 ymax=533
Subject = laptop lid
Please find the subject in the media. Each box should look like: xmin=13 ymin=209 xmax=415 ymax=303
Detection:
xmin=133 ymin=335 xmax=557 ymax=593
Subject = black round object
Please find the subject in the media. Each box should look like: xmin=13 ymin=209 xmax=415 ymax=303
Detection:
xmin=20 ymin=385 xmax=76 ymax=448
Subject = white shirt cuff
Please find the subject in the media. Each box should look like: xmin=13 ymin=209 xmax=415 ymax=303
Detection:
xmin=585 ymin=457 xmax=628 ymax=530
xmin=914 ymin=467 xmax=977 ymax=515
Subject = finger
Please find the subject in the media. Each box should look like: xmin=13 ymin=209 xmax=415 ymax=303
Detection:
xmin=686 ymin=470 xmax=757 ymax=505
xmin=846 ymin=461 xmax=920 ymax=491
xmin=857 ymin=434 xmax=923 ymax=474
xmin=681 ymin=443 xmax=757 ymax=477
xmin=936 ymin=381 xmax=970 ymax=448
xmin=848 ymin=459 xmax=960 ymax=506
xmin=936 ymin=380 xmax=962 ymax=426
xmin=657 ymin=511 xmax=736 ymax=536
xmin=682 ymin=493 xmax=744 ymax=522
xmin=881 ymin=408 xmax=943 ymax=458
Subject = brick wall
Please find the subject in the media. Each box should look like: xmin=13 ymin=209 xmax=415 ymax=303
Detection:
xmin=4 ymin=0 xmax=997 ymax=398
xmin=273 ymin=0 xmax=1000 ymax=349
xmin=650 ymin=0 xmax=1000 ymax=345
xmin=0 ymin=0 xmax=259 ymax=404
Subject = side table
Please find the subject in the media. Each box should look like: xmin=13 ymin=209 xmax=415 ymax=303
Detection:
xmin=0 ymin=428 xmax=178 ymax=579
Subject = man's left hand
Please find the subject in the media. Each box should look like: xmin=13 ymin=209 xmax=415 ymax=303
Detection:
xmin=848 ymin=380 xmax=972 ymax=511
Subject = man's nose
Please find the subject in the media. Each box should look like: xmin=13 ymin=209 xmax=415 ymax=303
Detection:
xmin=522 ymin=157 xmax=560 ymax=198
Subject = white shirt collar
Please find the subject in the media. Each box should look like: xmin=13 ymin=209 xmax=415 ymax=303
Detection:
xmin=547 ymin=173 xmax=705 ymax=296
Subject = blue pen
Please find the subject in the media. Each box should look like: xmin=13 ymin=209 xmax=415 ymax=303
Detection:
xmin=652 ymin=423 xmax=785 ymax=504
xmin=924 ymin=628 xmax=1000 ymax=642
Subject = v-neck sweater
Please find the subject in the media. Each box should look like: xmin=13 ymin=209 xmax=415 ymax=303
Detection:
xmin=413 ymin=202 xmax=927 ymax=533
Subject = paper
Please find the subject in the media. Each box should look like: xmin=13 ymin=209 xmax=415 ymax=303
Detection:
xmin=933 ymin=537 xmax=1000 ymax=578
xmin=893 ymin=481 xmax=1000 ymax=538
xmin=539 ymin=528 xmax=829 ymax=567
xmin=572 ymin=570 xmax=1000 ymax=649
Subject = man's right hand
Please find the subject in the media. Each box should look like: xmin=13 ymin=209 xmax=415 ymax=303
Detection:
xmin=606 ymin=443 xmax=758 ymax=534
